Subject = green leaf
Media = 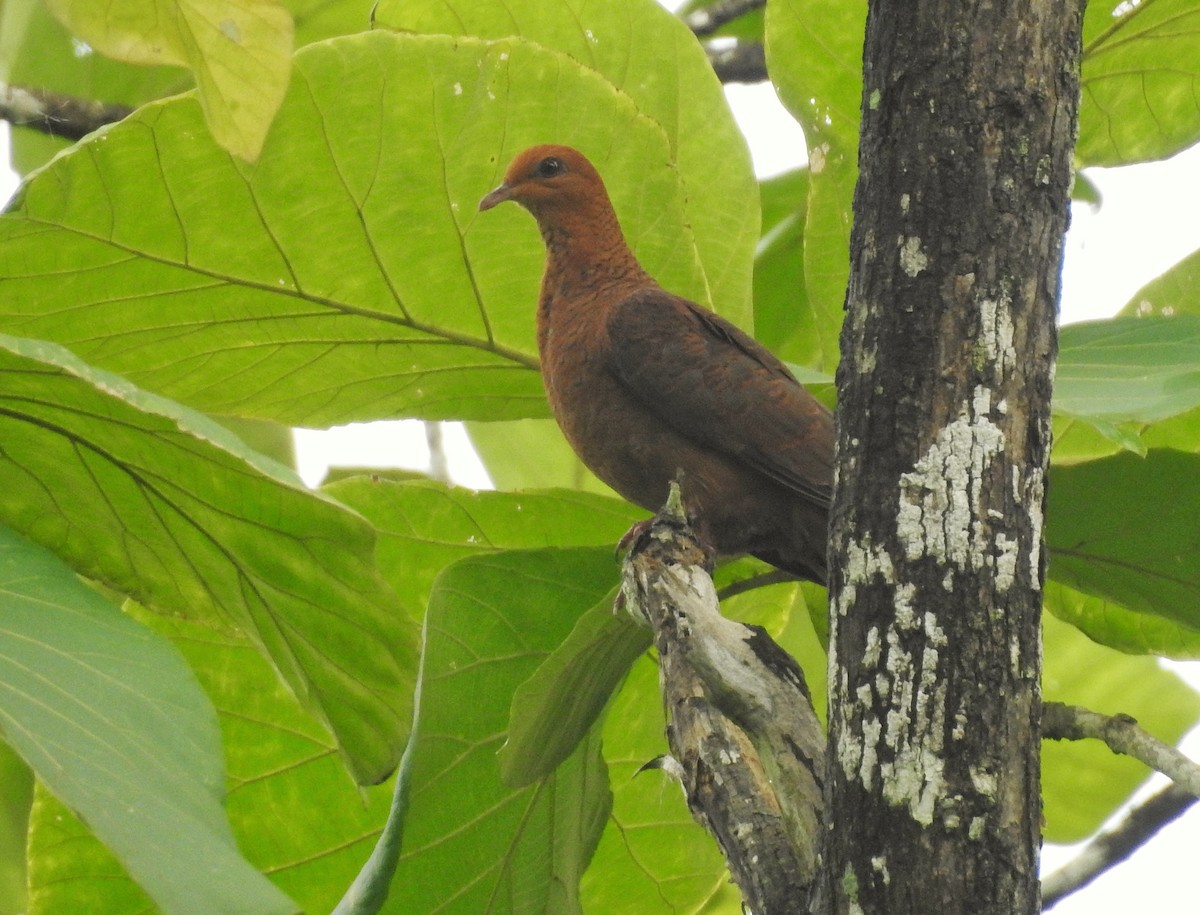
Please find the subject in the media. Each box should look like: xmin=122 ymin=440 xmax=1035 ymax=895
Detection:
xmin=798 ymin=164 xmax=857 ymax=373
xmin=386 ymin=549 xmax=615 ymax=913
xmin=27 ymin=789 xmax=157 ymax=913
xmin=1 ymin=31 xmax=723 ymax=427
xmin=1077 ymin=256 xmax=1200 ymax=457
xmin=0 ymin=334 xmax=417 ymax=784
xmin=0 ymin=0 xmax=189 ymax=173
xmin=1072 ymin=170 xmax=1102 ymax=206
xmin=1 ymin=0 xmax=371 ymax=174
xmin=1121 ymin=245 xmax=1200 ymax=317
xmin=1042 ymin=614 xmax=1200 ymax=842
xmin=325 ymin=477 xmax=640 ymax=613
xmin=43 ymin=0 xmax=293 ymax=160
xmin=332 ymin=729 xmax=415 ymax=915
xmin=582 ymin=654 xmax=729 ymax=911
xmin=1055 ymin=315 xmax=1200 ymax=423
xmin=1142 ymin=404 xmax=1200 ymax=454
xmin=0 ymin=526 xmax=297 ymax=914
xmin=215 ymin=414 xmax=297 ymax=468
xmin=1078 ymin=0 xmax=1200 ymax=166
xmin=372 ymin=0 xmax=759 ymax=324
xmin=764 ymin=0 xmax=866 ymax=371
xmin=466 ymin=419 xmax=615 ymax=495
xmin=765 ymin=0 xmax=864 ymax=154
xmin=1051 ymin=308 xmax=1200 ymax=462
xmin=500 ymin=596 xmax=650 ymax=787
xmin=1045 ymin=580 xmax=1200 ymax=659
xmin=156 ymin=611 xmax=395 ymax=912
xmin=754 ymin=167 xmax=812 ymax=361
xmin=1046 ymin=449 xmax=1200 ymax=631
xmin=1051 ymin=414 xmax=1125 ymax=465
xmin=0 ymin=742 xmax=30 ymax=914
xmin=25 ymin=602 xmax=396 ymax=914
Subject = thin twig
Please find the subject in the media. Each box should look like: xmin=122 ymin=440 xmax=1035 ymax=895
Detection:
xmin=0 ymin=84 xmax=132 ymax=141
xmin=424 ymin=421 xmax=450 ymax=483
xmin=1041 ymin=783 xmax=1198 ymax=909
xmin=1042 ymin=702 xmax=1200 ymax=798
xmin=707 ymin=41 xmax=768 ymax=83
xmin=684 ymin=0 xmax=766 ymax=37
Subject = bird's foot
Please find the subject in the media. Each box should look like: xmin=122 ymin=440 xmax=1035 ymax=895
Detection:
xmin=614 ymin=518 xmax=655 ymax=559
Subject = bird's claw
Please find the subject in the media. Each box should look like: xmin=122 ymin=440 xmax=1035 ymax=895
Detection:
xmin=614 ymin=518 xmax=654 ymax=559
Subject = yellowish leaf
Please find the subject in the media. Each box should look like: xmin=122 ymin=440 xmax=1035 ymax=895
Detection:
xmin=44 ymin=0 xmax=293 ymax=159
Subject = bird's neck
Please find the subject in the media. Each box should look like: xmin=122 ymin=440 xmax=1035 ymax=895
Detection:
xmin=533 ymin=200 xmax=651 ymax=301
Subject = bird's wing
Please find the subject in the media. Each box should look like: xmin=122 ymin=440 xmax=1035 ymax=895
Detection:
xmin=606 ymin=288 xmax=834 ymax=510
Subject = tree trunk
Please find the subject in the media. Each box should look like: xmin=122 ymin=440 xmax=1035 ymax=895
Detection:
xmin=822 ymin=2 xmax=1084 ymax=912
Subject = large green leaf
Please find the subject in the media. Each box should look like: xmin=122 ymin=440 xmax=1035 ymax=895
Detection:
xmin=582 ymin=653 xmax=730 ymax=911
xmin=27 ymin=788 xmax=156 ymax=913
xmin=0 ymin=0 xmax=188 ymax=174
xmin=500 ymin=596 xmax=649 ymax=787
xmin=44 ymin=0 xmax=293 ymax=160
xmin=1045 ymin=580 xmax=1200 ymax=659
xmin=754 ymin=167 xmax=812 ymax=361
xmin=764 ymin=0 xmax=865 ymax=371
xmin=1055 ymin=315 xmax=1200 ymax=424
xmin=0 ymin=31 xmax=720 ymax=426
xmin=0 ymin=334 xmax=416 ymax=784
xmin=1051 ymin=414 xmax=1138 ymax=465
xmin=325 ymin=477 xmax=640 ymax=613
xmin=1052 ymin=261 xmax=1200 ymax=463
xmin=0 ymin=741 xmax=29 ymax=913
xmin=0 ymin=527 xmax=296 ymax=914
xmin=1121 ymin=245 xmax=1200 ymax=317
xmin=0 ymin=0 xmax=372 ymax=174
xmin=161 ymin=611 xmax=396 ymax=911
xmin=25 ymin=604 xmax=397 ymax=914
xmin=372 ymin=0 xmax=758 ymax=325
xmin=1046 ymin=449 xmax=1200 ymax=631
xmin=1078 ymin=0 xmax=1200 ymax=166
xmin=1141 ymin=405 xmax=1200 ymax=454
xmin=1042 ymin=614 xmax=1200 ymax=842
xmin=764 ymin=0 xmax=863 ymax=154
xmin=466 ymin=418 xmax=614 ymax=494
xmin=387 ymin=549 xmax=615 ymax=913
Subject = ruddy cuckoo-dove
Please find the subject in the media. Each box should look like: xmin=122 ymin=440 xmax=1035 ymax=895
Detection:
xmin=479 ymin=145 xmax=833 ymax=584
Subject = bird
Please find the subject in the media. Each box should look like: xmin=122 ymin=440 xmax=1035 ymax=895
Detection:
xmin=479 ymin=145 xmax=834 ymax=584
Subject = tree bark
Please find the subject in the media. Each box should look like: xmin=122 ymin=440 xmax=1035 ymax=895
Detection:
xmin=822 ymin=2 xmax=1083 ymax=912
xmin=620 ymin=489 xmax=824 ymax=914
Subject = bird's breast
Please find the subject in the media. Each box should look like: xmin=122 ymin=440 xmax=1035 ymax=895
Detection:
xmin=539 ymin=300 xmax=757 ymax=515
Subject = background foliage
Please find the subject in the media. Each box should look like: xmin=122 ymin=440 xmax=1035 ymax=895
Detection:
xmin=1 ymin=0 xmax=1199 ymax=911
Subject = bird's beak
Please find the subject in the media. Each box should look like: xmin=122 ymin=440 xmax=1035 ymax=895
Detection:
xmin=478 ymin=183 xmax=512 ymax=212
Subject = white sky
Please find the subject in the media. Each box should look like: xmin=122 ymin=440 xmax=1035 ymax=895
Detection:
xmin=4 ymin=35 xmax=1200 ymax=915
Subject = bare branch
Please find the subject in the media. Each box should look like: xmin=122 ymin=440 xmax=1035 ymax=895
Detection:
xmin=424 ymin=421 xmax=450 ymax=483
xmin=684 ymin=0 xmax=766 ymax=37
xmin=707 ymin=41 xmax=767 ymax=83
xmin=620 ymin=483 xmax=824 ymax=914
xmin=0 ymin=84 xmax=132 ymax=141
xmin=1042 ymin=783 xmax=1198 ymax=909
xmin=1043 ymin=702 xmax=1200 ymax=797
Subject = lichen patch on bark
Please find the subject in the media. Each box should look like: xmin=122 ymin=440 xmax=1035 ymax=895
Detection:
xmin=896 ymin=386 xmax=1005 ymax=568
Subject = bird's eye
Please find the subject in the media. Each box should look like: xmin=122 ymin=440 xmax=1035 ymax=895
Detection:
xmin=536 ymin=157 xmax=565 ymax=178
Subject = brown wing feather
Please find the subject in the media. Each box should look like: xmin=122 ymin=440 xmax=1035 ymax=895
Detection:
xmin=605 ymin=288 xmax=834 ymax=510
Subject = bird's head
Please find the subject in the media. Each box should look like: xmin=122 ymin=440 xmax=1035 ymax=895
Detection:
xmin=479 ymin=145 xmax=609 ymax=217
